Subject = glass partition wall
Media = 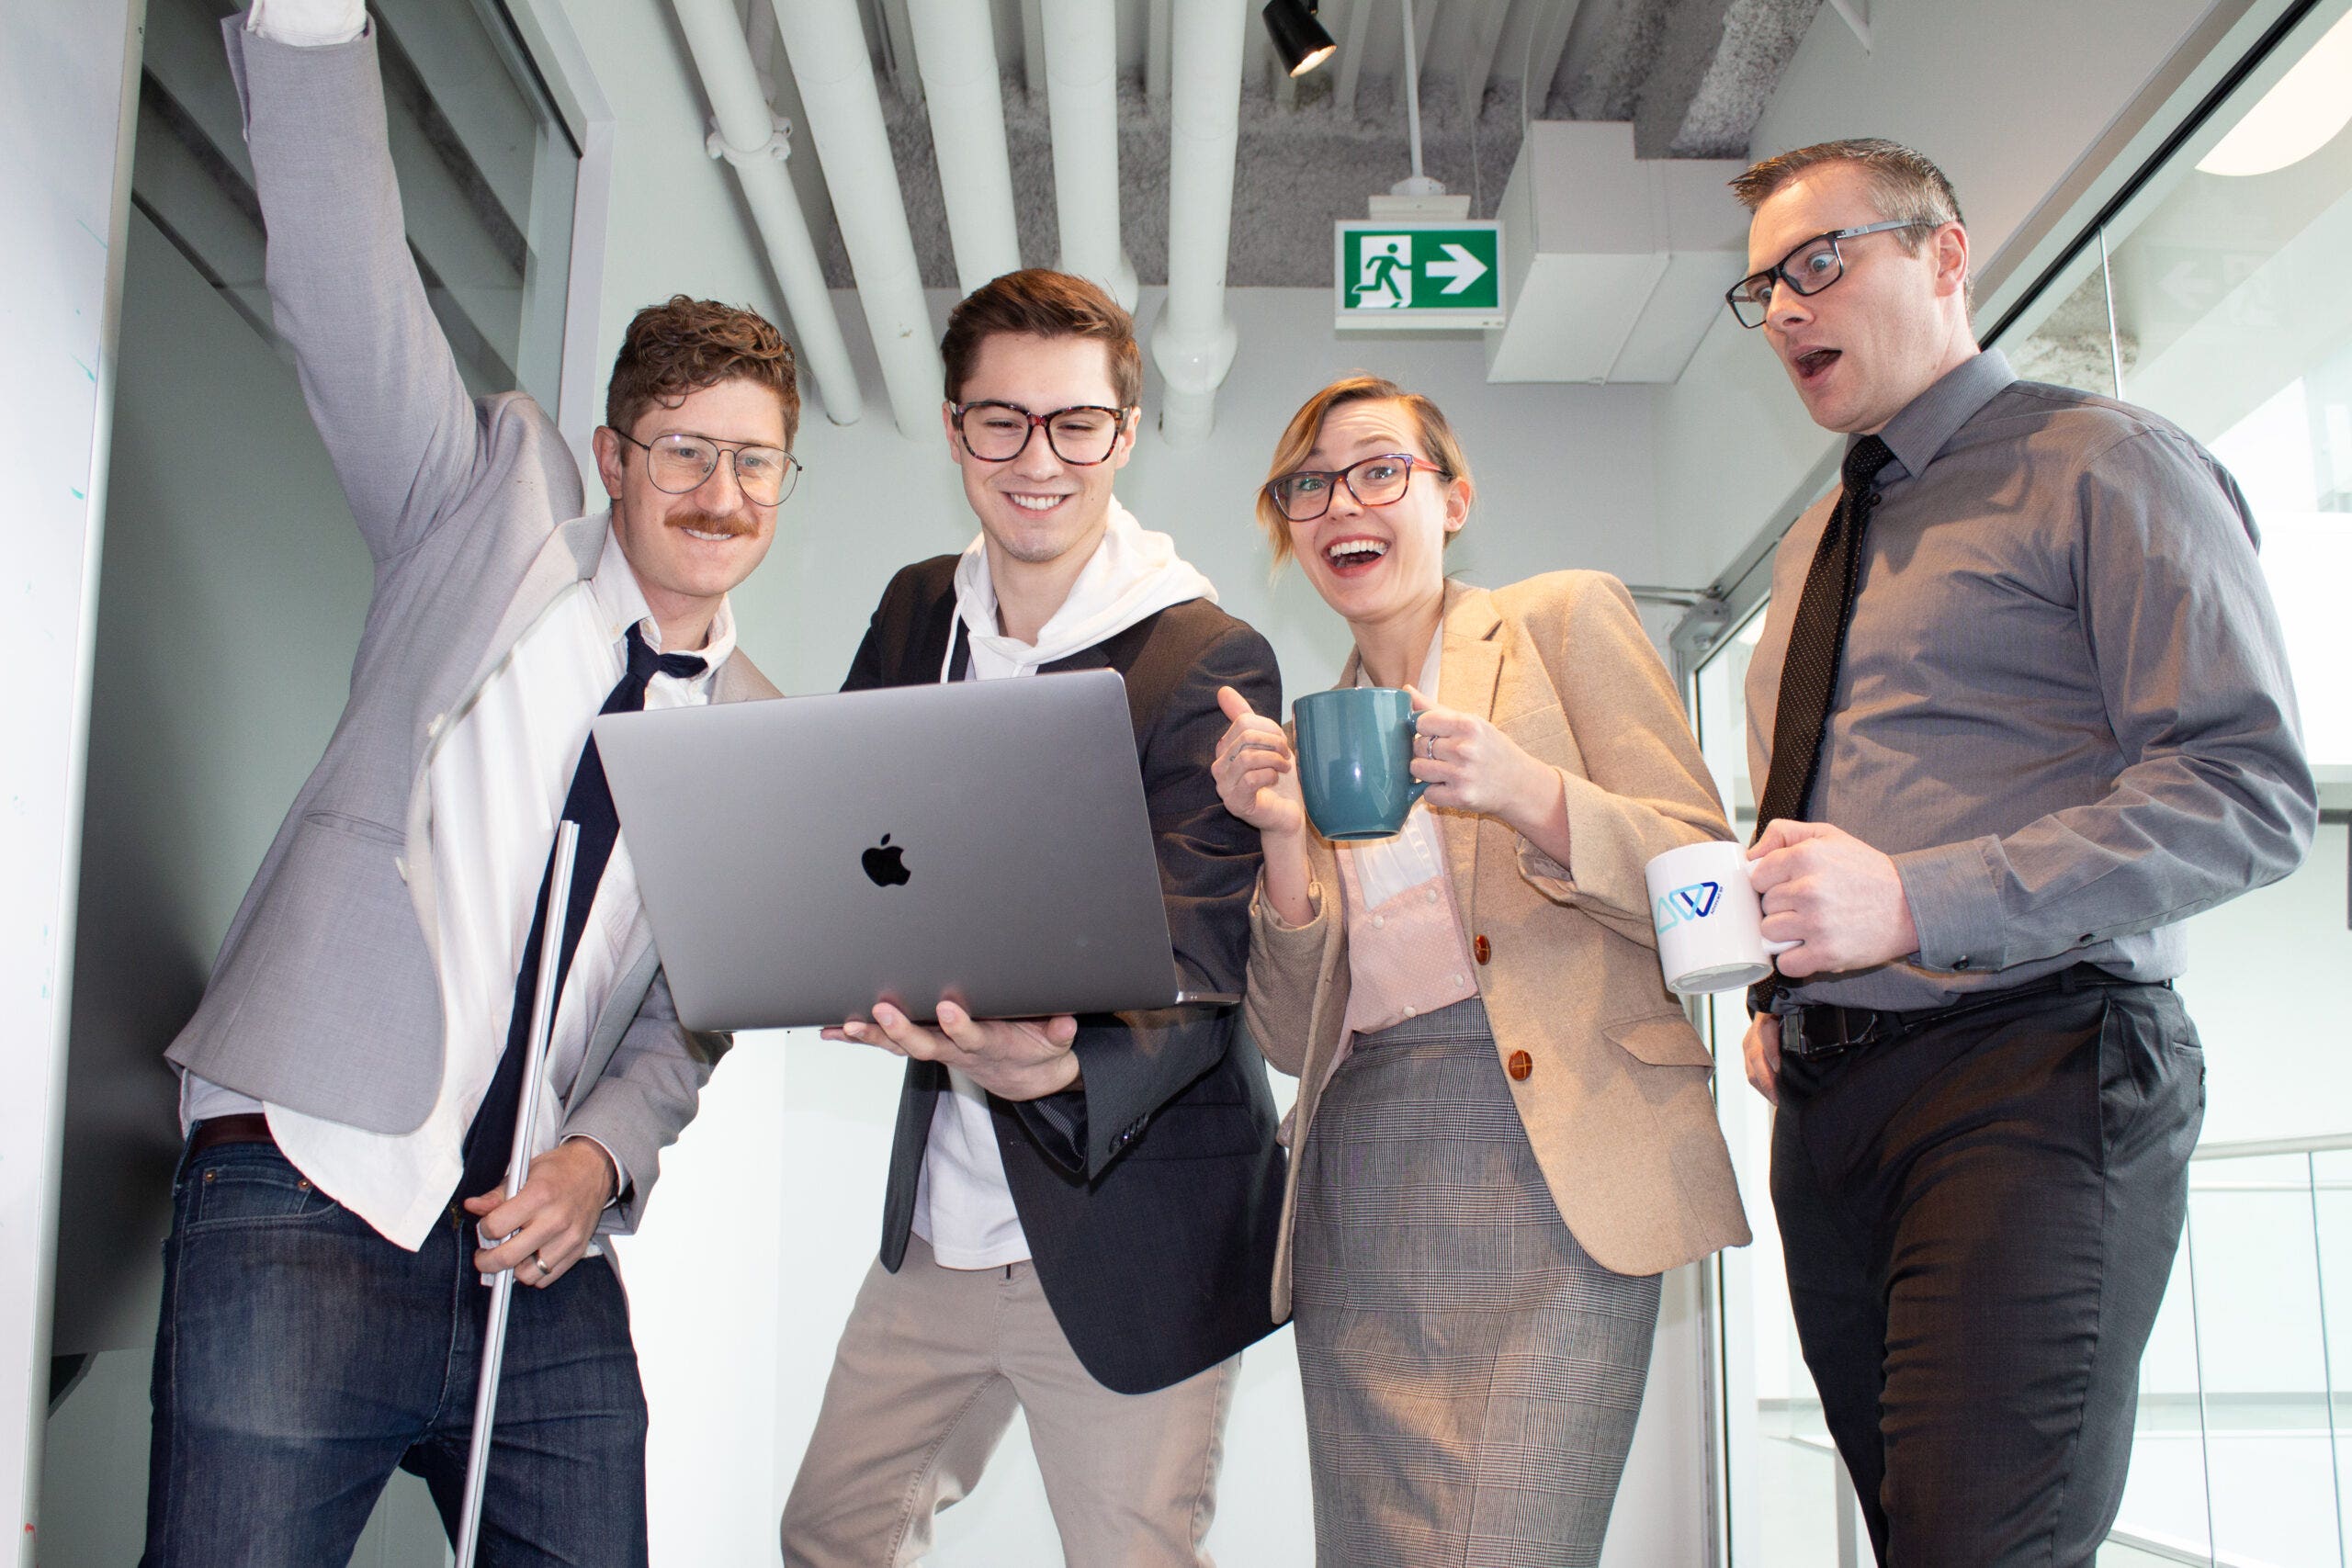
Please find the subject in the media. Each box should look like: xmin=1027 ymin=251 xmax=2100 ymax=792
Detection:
xmin=1692 ymin=4 xmax=2352 ymax=1562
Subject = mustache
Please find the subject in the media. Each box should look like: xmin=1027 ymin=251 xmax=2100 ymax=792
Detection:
xmin=664 ymin=511 xmax=755 ymax=538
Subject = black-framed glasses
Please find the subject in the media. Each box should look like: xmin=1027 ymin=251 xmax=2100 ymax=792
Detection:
xmin=611 ymin=429 xmax=800 ymax=505
xmin=1264 ymin=452 xmax=1450 ymax=524
xmin=951 ymin=400 xmax=1135 ymax=465
xmin=1724 ymin=220 xmax=1934 ymax=327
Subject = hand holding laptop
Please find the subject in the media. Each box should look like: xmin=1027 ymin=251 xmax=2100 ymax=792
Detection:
xmin=826 ymin=1001 xmax=1080 ymax=1101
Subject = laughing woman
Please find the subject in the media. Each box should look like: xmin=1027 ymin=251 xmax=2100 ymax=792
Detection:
xmin=1213 ymin=376 xmax=1750 ymax=1566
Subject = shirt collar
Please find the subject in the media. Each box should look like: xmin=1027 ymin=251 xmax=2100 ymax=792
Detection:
xmin=1865 ymin=347 xmax=2016 ymax=483
xmin=588 ymin=518 xmax=736 ymax=671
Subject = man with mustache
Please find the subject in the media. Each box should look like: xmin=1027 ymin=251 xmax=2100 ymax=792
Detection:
xmin=1729 ymin=138 xmax=2314 ymax=1565
xmin=778 ymin=269 xmax=1286 ymax=1568
xmin=143 ymin=6 xmax=795 ymax=1563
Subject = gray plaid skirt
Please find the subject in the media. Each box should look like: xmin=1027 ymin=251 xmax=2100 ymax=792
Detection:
xmin=1292 ymin=997 xmax=1662 ymax=1568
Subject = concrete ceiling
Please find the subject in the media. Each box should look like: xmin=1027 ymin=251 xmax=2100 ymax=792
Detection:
xmin=757 ymin=0 xmax=1824 ymax=290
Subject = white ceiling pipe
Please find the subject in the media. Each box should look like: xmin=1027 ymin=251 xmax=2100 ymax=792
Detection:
xmin=769 ymin=0 xmax=945 ymax=437
xmin=668 ymin=0 xmax=864 ymax=426
xmin=1152 ymin=0 xmax=1247 ymax=446
xmin=1039 ymin=0 xmax=1138 ymax=310
xmin=908 ymin=0 xmax=1023 ymax=295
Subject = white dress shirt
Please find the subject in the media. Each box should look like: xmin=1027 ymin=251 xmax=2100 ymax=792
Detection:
xmin=184 ymin=527 xmax=730 ymax=1248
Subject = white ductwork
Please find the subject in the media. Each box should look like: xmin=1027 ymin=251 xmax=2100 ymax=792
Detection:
xmin=907 ymin=0 xmax=1021 ymax=295
xmin=769 ymin=0 xmax=944 ymax=436
xmin=1039 ymin=0 xmax=1137 ymax=310
xmin=1486 ymin=121 xmax=1749 ymax=384
xmin=1152 ymin=0 xmax=1247 ymax=447
xmin=668 ymin=0 xmax=863 ymax=427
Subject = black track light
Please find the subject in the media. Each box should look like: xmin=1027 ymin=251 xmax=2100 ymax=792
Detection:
xmin=1262 ymin=0 xmax=1337 ymax=78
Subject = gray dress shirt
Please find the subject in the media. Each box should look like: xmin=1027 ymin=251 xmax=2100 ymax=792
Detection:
xmin=1745 ymin=349 xmax=2317 ymax=1010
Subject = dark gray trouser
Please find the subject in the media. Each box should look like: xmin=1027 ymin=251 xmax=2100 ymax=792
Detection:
xmin=1773 ymin=980 xmax=2203 ymax=1568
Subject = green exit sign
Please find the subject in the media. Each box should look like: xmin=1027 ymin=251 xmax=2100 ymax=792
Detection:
xmin=1334 ymin=220 xmax=1506 ymax=329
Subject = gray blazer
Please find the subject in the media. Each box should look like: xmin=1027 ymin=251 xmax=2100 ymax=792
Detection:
xmin=164 ymin=21 xmax=776 ymax=1230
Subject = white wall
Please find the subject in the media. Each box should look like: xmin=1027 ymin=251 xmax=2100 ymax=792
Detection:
xmin=2 ymin=1 xmax=141 ymax=1556
xmin=1648 ymin=0 xmax=2252 ymax=592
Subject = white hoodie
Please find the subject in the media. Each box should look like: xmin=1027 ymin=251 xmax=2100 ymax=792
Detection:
xmin=940 ymin=496 xmax=1220 ymax=682
xmin=913 ymin=497 xmax=1220 ymax=1269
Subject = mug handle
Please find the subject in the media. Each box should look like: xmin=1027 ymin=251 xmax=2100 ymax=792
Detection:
xmin=1400 ymin=709 xmax=1431 ymax=809
xmin=1740 ymin=857 xmax=1801 ymax=956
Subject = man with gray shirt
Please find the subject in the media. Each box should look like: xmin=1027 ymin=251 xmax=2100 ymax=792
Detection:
xmin=1728 ymin=139 xmax=2313 ymax=1566
xmin=146 ymin=7 xmax=793 ymax=1563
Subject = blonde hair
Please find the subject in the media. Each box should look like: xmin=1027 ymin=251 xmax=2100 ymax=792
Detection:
xmin=1256 ymin=375 xmax=1474 ymax=569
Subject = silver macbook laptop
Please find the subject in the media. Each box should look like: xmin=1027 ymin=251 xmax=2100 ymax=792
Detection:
xmin=593 ymin=667 xmax=1237 ymax=1032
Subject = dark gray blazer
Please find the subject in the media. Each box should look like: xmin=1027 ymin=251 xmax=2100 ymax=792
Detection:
xmin=843 ymin=557 xmax=1288 ymax=1394
xmin=164 ymin=22 xmax=776 ymax=1229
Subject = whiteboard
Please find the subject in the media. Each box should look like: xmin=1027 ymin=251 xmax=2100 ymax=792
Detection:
xmin=0 ymin=0 xmax=143 ymax=1556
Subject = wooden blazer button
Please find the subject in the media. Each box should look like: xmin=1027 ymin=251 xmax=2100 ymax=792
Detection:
xmin=1506 ymin=1050 xmax=1532 ymax=1081
xmin=1474 ymin=934 xmax=1492 ymax=964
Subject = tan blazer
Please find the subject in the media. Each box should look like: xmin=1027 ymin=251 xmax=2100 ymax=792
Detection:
xmin=1245 ymin=571 xmax=1751 ymax=1319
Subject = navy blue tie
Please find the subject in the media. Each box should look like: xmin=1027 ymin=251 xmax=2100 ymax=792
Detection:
xmin=455 ymin=625 xmax=707 ymax=1213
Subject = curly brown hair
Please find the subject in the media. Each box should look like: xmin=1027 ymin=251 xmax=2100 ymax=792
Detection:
xmin=605 ymin=295 xmax=800 ymax=446
xmin=941 ymin=269 xmax=1141 ymax=409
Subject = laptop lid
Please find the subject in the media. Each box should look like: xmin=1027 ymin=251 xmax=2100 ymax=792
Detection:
xmin=594 ymin=668 xmax=1225 ymax=1032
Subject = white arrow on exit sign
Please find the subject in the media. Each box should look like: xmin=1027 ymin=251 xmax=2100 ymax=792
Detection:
xmin=1427 ymin=243 xmax=1490 ymax=295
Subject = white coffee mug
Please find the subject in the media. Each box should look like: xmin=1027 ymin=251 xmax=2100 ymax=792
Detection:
xmin=1644 ymin=840 xmax=1797 ymax=996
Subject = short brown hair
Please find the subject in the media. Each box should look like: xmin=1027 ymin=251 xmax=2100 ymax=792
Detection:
xmin=1256 ymin=376 xmax=1475 ymax=570
xmin=1731 ymin=138 xmax=1965 ymax=252
xmin=605 ymin=295 xmax=800 ymax=446
xmin=941 ymin=269 xmax=1143 ymax=409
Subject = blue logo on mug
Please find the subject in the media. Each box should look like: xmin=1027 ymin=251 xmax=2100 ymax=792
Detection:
xmin=1653 ymin=881 xmax=1723 ymax=932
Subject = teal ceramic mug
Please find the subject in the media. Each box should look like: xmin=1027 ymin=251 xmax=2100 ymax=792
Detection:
xmin=1294 ymin=687 xmax=1426 ymax=840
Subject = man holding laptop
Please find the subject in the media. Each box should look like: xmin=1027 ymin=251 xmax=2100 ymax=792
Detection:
xmin=146 ymin=7 xmax=793 ymax=1562
xmin=778 ymin=270 xmax=1286 ymax=1567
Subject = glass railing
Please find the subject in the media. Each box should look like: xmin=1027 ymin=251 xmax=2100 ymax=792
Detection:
xmin=2101 ymin=1132 xmax=2351 ymax=1568
xmin=1767 ymin=1133 xmax=2352 ymax=1568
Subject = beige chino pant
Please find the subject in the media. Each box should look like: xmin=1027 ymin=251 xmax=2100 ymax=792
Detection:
xmin=780 ymin=1234 xmax=1238 ymax=1568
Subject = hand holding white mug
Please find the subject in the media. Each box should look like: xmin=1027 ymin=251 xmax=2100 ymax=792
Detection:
xmin=1645 ymin=840 xmax=1798 ymax=995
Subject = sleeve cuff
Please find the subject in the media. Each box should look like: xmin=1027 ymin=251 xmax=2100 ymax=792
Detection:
xmin=560 ymin=1134 xmax=629 ymax=1210
xmin=245 ymin=0 xmax=368 ymax=47
xmin=1894 ymin=837 xmax=2006 ymax=974
xmin=1254 ymin=874 xmax=1327 ymax=935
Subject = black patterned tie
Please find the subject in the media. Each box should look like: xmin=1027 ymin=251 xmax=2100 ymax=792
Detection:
xmin=1753 ymin=434 xmax=1897 ymax=840
xmin=454 ymin=625 xmax=707 ymax=1212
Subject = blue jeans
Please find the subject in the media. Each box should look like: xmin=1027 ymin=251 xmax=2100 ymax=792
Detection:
xmin=141 ymin=1138 xmax=650 ymax=1567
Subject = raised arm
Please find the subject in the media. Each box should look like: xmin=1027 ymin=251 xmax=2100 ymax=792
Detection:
xmin=226 ymin=15 xmax=486 ymax=561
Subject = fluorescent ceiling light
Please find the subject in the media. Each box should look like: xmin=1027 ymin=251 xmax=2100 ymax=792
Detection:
xmin=2197 ymin=9 xmax=2352 ymax=177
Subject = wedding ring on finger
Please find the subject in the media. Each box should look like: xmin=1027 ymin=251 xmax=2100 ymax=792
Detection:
xmin=533 ymin=1253 xmax=552 ymax=1279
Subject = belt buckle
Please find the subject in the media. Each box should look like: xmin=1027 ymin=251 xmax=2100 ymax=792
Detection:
xmin=1784 ymin=1007 xmax=1857 ymax=1062
xmin=1782 ymin=1009 xmax=1820 ymax=1061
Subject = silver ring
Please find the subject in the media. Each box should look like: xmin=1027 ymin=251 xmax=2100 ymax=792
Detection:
xmin=532 ymin=1253 xmax=552 ymax=1278
xmin=1422 ymin=732 xmax=1437 ymax=759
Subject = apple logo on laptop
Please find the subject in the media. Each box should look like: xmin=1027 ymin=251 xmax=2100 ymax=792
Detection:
xmin=862 ymin=833 xmax=910 ymax=888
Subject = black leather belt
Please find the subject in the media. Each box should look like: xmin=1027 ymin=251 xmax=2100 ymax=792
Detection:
xmin=1766 ymin=964 xmax=2166 ymax=1063
xmin=187 ymin=1112 xmax=275 ymax=1157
